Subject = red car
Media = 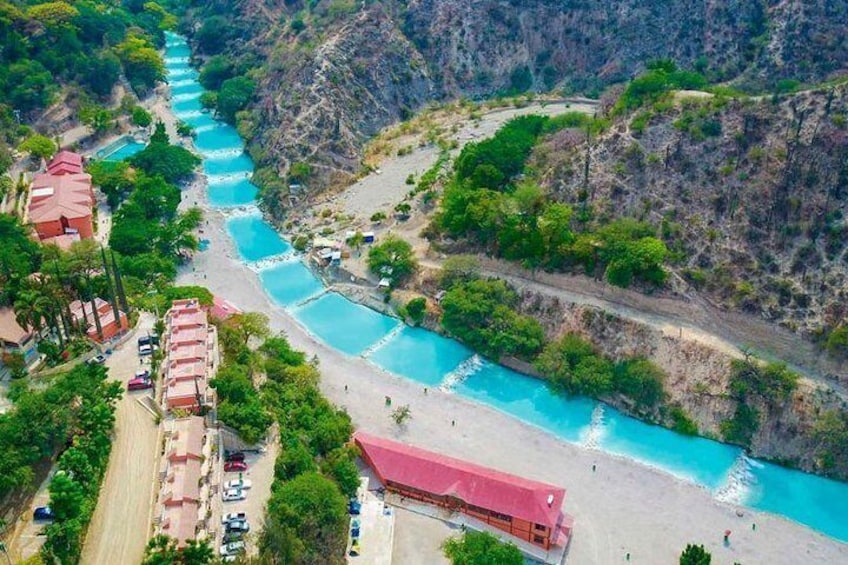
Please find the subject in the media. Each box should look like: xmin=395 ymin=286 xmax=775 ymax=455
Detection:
xmin=127 ymin=376 xmax=153 ymax=391
xmin=224 ymin=461 xmax=248 ymax=473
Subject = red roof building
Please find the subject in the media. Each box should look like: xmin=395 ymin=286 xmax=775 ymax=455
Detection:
xmin=162 ymin=299 xmax=218 ymax=413
xmin=354 ymin=432 xmax=574 ymax=550
xmin=47 ymin=151 xmax=84 ymax=176
xmin=69 ymin=298 xmax=129 ymax=343
xmin=28 ymin=151 xmax=94 ymax=242
xmin=158 ymin=416 xmax=206 ymax=547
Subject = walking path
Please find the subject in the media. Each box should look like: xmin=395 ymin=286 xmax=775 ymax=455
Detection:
xmin=80 ymin=313 xmax=161 ymax=565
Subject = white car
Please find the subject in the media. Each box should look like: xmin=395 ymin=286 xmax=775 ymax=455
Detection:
xmin=219 ymin=541 xmax=245 ymax=556
xmin=224 ymin=478 xmax=252 ymax=490
xmin=222 ymin=488 xmax=246 ymax=502
xmin=222 ymin=512 xmax=247 ymax=525
xmin=138 ymin=344 xmax=153 ymax=356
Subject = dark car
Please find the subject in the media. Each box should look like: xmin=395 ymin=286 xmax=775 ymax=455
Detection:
xmin=348 ymin=499 xmax=361 ymax=515
xmin=225 ymin=519 xmax=250 ymax=534
xmin=33 ymin=506 xmax=55 ymax=521
xmin=225 ymin=451 xmax=245 ymax=463
xmin=224 ymin=461 xmax=248 ymax=473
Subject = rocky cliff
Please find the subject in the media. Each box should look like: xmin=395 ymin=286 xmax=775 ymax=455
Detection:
xmin=187 ymin=0 xmax=848 ymax=199
xmin=529 ymin=85 xmax=848 ymax=338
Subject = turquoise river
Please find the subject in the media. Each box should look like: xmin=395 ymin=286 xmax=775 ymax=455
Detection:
xmin=162 ymin=32 xmax=848 ymax=543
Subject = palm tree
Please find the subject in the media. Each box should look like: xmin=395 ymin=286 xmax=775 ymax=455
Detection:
xmin=13 ymin=289 xmax=50 ymax=334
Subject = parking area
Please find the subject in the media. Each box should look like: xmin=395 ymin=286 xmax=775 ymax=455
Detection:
xmin=214 ymin=428 xmax=279 ymax=560
xmin=5 ymin=468 xmax=55 ymax=562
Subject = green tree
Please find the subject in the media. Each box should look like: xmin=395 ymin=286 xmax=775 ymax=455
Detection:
xmin=404 ymin=297 xmax=427 ymax=325
xmin=367 ymin=235 xmax=417 ymax=286
xmin=680 ymin=543 xmax=712 ymax=565
xmin=442 ymin=530 xmax=523 ymax=565
xmin=825 ymin=325 xmax=848 ymax=359
xmin=18 ymin=134 xmax=57 ymax=160
xmin=80 ymin=104 xmax=114 ymax=134
xmin=116 ymin=34 xmax=165 ymax=93
xmin=225 ymin=312 xmax=270 ymax=346
xmin=129 ymin=139 xmax=200 ymax=183
xmin=198 ymin=55 xmax=234 ymax=90
xmin=441 ymin=279 xmax=544 ymax=360
xmin=132 ymin=106 xmax=152 ymax=127
xmin=438 ymin=255 xmax=481 ymax=289
xmin=216 ymin=76 xmax=255 ymax=123
xmin=265 ymin=471 xmax=348 ymax=563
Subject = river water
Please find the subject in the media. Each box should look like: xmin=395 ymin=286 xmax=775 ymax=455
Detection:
xmin=163 ymin=32 xmax=848 ymax=543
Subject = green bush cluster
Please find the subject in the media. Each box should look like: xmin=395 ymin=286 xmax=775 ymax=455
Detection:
xmin=437 ymin=116 xmax=666 ymax=287
xmin=443 ymin=530 xmax=523 ymax=565
xmin=440 ymin=279 xmax=545 ymax=361
xmin=535 ymin=334 xmax=667 ymax=411
xmin=367 ymin=235 xmax=418 ymax=287
xmin=0 ymin=0 xmax=172 ymax=132
xmin=258 ymin=336 xmax=356 ymax=564
xmin=721 ymin=359 xmax=799 ymax=447
xmin=39 ymin=364 xmax=123 ymax=564
xmin=614 ymin=60 xmax=708 ymax=113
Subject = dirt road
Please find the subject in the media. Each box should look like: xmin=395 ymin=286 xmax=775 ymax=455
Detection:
xmin=80 ymin=314 xmax=161 ymax=565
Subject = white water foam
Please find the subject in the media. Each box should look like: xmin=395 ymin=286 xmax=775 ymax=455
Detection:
xmin=206 ymin=171 xmax=252 ymax=185
xmin=439 ymin=354 xmax=484 ymax=392
xmin=360 ymin=324 xmax=404 ymax=358
xmin=247 ymin=252 xmax=300 ymax=272
xmin=291 ymin=288 xmax=330 ymax=309
xmin=165 ymin=56 xmax=190 ymax=64
xmin=194 ymin=124 xmax=222 ymax=134
xmin=581 ymin=404 xmax=607 ymax=449
xmin=715 ymin=454 xmax=759 ymax=504
xmin=200 ymin=147 xmax=245 ymax=160
xmin=220 ymin=205 xmax=262 ymax=218
xmin=173 ymin=109 xmax=204 ymax=120
xmin=172 ymin=91 xmax=202 ymax=102
xmin=169 ymin=79 xmax=195 ymax=87
xmin=167 ymin=68 xmax=196 ymax=79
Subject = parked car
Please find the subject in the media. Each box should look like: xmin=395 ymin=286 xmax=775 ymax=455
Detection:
xmin=224 ymin=479 xmax=252 ymax=491
xmin=87 ymin=354 xmax=107 ymax=365
xmin=222 ymin=488 xmax=246 ymax=502
xmin=219 ymin=541 xmax=245 ymax=557
xmin=222 ymin=512 xmax=247 ymax=525
xmin=135 ymin=369 xmax=150 ymax=379
xmin=127 ymin=376 xmax=153 ymax=391
xmin=224 ymin=461 xmax=248 ymax=473
xmin=138 ymin=344 xmax=153 ymax=356
xmin=225 ymin=519 xmax=250 ymax=534
xmin=224 ymin=451 xmax=245 ymax=462
xmin=33 ymin=506 xmax=54 ymax=521
xmin=348 ymin=499 xmax=362 ymax=515
xmin=349 ymin=539 xmax=361 ymax=557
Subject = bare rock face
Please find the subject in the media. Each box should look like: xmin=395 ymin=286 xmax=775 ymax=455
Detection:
xmin=253 ymin=7 xmax=435 ymax=189
xmin=516 ymin=290 xmax=847 ymax=478
xmin=530 ymin=85 xmax=848 ymax=336
xmin=196 ymin=0 xmax=848 ymax=200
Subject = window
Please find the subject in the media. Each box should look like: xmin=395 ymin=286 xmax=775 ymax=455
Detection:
xmin=490 ymin=511 xmax=512 ymax=523
xmin=534 ymin=523 xmax=547 ymax=531
xmin=534 ymin=535 xmax=545 ymax=544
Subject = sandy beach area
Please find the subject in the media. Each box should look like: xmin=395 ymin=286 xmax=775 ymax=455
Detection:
xmin=172 ymin=188 xmax=847 ymax=564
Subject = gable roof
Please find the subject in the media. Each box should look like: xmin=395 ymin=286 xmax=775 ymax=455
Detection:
xmin=47 ymin=151 xmax=84 ymax=175
xmin=0 ymin=308 xmax=32 ymax=346
xmin=29 ymin=173 xmax=94 ymax=223
xmin=354 ymin=432 xmax=566 ymax=528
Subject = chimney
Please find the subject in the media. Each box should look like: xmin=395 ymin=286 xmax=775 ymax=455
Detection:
xmin=547 ymin=494 xmax=554 ymax=507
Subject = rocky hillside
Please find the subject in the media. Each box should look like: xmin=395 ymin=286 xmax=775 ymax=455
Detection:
xmin=529 ymin=85 xmax=848 ymax=339
xmin=516 ymin=288 xmax=848 ymax=479
xmin=185 ymin=0 xmax=848 ymax=201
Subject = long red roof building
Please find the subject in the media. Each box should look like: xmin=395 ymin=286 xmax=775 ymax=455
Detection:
xmin=354 ymin=432 xmax=573 ymax=551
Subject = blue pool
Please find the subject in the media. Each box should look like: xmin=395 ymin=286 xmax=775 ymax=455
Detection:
xmin=225 ymin=215 xmax=290 ymax=262
xmin=260 ymin=261 xmax=326 ymax=307
xmin=294 ymin=293 xmax=400 ymax=356
xmin=368 ymin=326 xmax=473 ymax=387
xmin=102 ymin=139 xmax=146 ymax=161
xmin=164 ymin=31 xmax=848 ymax=543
